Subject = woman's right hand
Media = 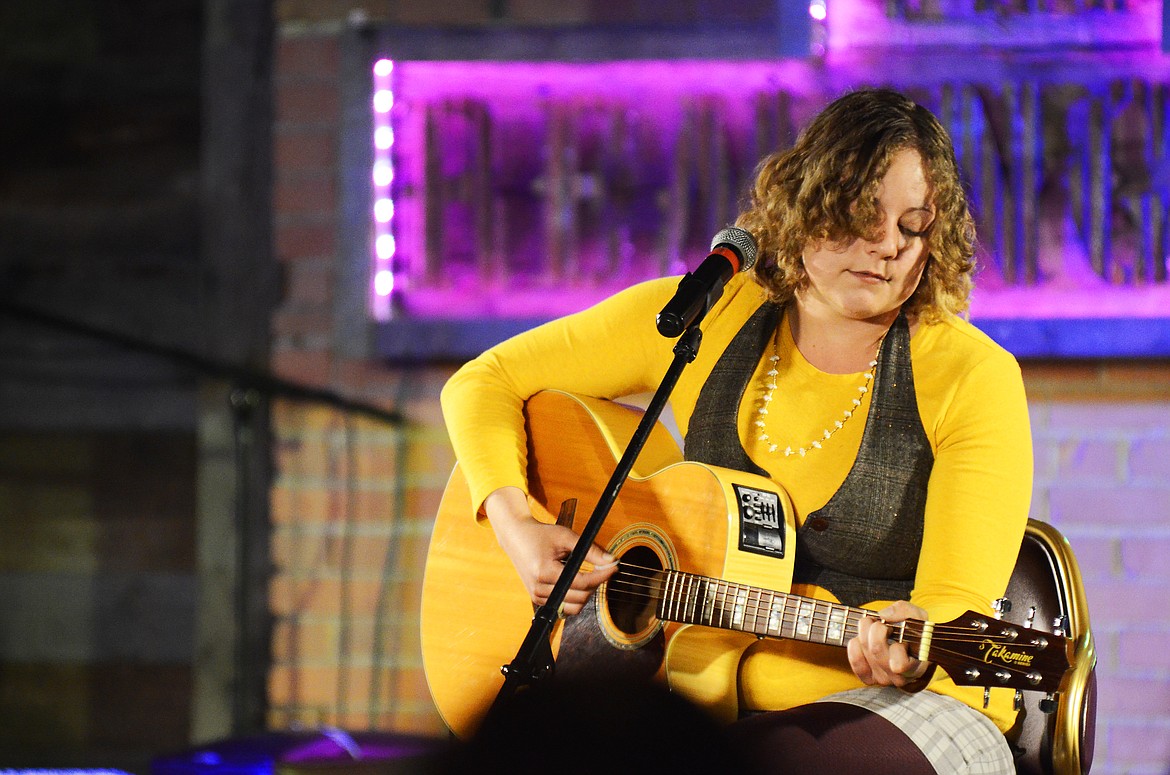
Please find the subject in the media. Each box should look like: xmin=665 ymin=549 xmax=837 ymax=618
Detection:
xmin=484 ymin=486 xmax=618 ymax=616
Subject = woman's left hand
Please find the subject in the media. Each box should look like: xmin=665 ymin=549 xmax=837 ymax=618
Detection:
xmin=847 ymin=600 xmax=933 ymax=689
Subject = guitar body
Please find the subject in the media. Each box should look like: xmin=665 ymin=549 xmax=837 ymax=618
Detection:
xmin=420 ymin=390 xmax=797 ymax=737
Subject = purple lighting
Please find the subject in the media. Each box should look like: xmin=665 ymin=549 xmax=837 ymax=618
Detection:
xmin=371 ymin=58 xmax=396 ymax=319
xmin=374 ymin=198 xmax=394 ymax=222
xmin=367 ymin=54 xmax=1170 ymax=360
xmin=375 ymin=234 xmax=395 ymax=260
xmin=374 ymin=269 xmax=395 ymax=296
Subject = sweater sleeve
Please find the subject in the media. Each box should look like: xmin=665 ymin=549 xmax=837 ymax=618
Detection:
xmin=439 ymin=277 xmax=680 ymax=514
xmin=911 ymin=347 xmax=1033 ymax=627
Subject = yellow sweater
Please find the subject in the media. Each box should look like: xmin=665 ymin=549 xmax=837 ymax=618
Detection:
xmin=440 ymin=272 xmax=1033 ymax=732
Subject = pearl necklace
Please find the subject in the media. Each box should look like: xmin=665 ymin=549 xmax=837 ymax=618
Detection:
xmin=754 ymin=333 xmax=883 ymax=459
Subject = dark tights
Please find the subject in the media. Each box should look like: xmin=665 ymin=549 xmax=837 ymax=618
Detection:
xmin=438 ymin=680 xmax=938 ymax=775
xmin=727 ymin=702 xmax=937 ymax=775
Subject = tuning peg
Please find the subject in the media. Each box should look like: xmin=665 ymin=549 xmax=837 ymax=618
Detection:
xmin=983 ymin=687 xmax=991 ymax=708
xmin=1013 ymin=690 xmax=1023 ymax=711
xmin=1024 ymin=605 xmax=1036 ymax=629
xmin=992 ymin=598 xmax=1012 ymax=619
xmin=1039 ymin=693 xmax=1059 ymax=713
xmin=1052 ymin=615 xmax=1068 ymax=637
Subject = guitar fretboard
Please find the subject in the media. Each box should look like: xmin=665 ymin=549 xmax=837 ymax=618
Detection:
xmin=657 ymin=568 xmax=924 ymax=652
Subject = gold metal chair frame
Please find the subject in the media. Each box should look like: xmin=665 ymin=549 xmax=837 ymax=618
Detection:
xmin=1007 ymin=519 xmax=1097 ymax=775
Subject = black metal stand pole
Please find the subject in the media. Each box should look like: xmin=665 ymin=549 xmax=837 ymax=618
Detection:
xmin=491 ymin=323 xmax=704 ymax=707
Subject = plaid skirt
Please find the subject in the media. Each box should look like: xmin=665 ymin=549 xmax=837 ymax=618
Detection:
xmin=819 ymin=687 xmax=1014 ymax=774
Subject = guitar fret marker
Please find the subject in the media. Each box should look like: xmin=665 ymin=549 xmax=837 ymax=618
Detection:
xmin=827 ymin=606 xmax=846 ymax=643
xmin=769 ymin=595 xmax=785 ymax=635
xmin=796 ymin=600 xmax=814 ymax=638
xmin=732 ymin=586 xmax=747 ymax=629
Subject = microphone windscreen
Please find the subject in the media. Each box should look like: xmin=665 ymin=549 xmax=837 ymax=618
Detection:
xmin=709 ymin=227 xmax=759 ymax=272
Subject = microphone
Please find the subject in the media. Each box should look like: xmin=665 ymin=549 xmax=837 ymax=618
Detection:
xmin=656 ymin=227 xmax=759 ymax=338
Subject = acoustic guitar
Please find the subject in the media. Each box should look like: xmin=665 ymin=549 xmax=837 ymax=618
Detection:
xmin=419 ymin=390 xmax=1072 ymax=738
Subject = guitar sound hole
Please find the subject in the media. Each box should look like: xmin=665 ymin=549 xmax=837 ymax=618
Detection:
xmin=605 ymin=545 xmax=663 ymax=637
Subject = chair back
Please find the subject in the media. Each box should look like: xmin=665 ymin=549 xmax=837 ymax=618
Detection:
xmin=1005 ymin=520 xmax=1097 ymax=775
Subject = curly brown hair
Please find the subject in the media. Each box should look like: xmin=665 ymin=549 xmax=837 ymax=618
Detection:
xmin=736 ymin=88 xmax=976 ymax=322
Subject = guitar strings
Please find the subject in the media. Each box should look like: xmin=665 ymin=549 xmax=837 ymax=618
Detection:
xmin=612 ymin=581 xmax=1051 ymax=649
xmin=606 ymin=561 xmax=1025 ymax=638
xmin=602 ymin=561 xmax=1063 ymax=648
xmin=598 ymin=564 xmax=1061 ymax=685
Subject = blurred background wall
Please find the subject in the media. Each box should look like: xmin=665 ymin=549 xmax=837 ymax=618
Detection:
xmin=1 ymin=1 xmax=1168 ymax=773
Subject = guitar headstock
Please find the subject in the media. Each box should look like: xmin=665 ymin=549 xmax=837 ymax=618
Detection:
xmin=928 ymin=610 xmax=1072 ymax=693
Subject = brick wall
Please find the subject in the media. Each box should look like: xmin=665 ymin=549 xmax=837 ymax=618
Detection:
xmin=270 ymin=25 xmax=455 ymax=735
xmin=269 ymin=15 xmax=456 ymax=727
xmin=0 ymin=431 xmax=197 ymax=764
xmin=266 ymin=376 xmax=454 ymax=736
xmin=0 ymin=1 xmax=202 ymax=762
xmin=1024 ymin=362 xmax=1170 ymax=775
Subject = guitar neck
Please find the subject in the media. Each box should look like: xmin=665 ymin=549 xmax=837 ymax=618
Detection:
xmin=658 ymin=568 xmax=930 ymax=657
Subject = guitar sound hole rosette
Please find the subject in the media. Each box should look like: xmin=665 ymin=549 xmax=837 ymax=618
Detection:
xmin=597 ymin=524 xmax=675 ymax=650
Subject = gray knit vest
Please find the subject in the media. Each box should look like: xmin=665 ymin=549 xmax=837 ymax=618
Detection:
xmin=683 ymin=303 xmax=934 ymax=607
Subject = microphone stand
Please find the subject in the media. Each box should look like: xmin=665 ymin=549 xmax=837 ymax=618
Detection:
xmin=491 ymin=321 xmax=705 ymax=709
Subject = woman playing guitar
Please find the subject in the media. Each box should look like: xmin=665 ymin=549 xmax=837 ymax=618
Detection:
xmin=439 ymin=88 xmax=1032 ymax=774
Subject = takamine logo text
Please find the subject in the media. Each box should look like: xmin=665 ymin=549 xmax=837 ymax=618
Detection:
xmin=979 ymin=640 xmax=1035 ymax=667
